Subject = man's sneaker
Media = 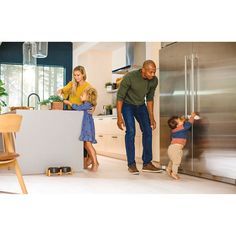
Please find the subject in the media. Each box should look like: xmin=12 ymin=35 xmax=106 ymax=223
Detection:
xmin=128 ymin=164 xmax=140 ymax=175
xmin=142 ymin=162 xmax=163 ymax=173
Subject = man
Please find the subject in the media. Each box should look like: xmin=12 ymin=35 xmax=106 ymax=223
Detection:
xmin=116 ymin=60 xmax=163 ymax=174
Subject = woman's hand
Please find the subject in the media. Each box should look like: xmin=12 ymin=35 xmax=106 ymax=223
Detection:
xmin=57 ymin=89 xmax=63 ymax=95
xmin=63 ymin=100 xmax=72 ymax=106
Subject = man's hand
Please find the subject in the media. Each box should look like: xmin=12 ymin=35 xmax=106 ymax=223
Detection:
xmin=150 ymin=118 xmax=156 ymax=130
xmin=117 ymin=116 xmax=125 ymax=130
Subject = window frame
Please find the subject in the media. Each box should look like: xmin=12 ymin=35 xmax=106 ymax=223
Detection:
xmin=0 ymin=62 xmax=66 ymax=108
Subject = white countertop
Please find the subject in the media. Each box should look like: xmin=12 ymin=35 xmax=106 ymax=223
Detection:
xmin=94 ymin=115 xmax=117 ymax=118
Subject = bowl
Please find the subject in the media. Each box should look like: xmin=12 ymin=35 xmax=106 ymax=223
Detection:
xmin=47 ymin=167 xmax=60 ymax=173
xmin=60 ymin=166 xmax=71 ymax=173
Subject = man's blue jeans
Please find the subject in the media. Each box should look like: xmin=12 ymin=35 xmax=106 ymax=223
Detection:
xmin=122 ymin=103 xmax=153 ymax=167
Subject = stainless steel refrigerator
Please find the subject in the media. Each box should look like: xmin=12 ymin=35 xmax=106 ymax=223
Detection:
xmin=159 ymin=42 xmax=236 ymax=184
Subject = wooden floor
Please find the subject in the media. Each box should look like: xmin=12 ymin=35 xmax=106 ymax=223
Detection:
xmin=1 ymin=155 xmax=235 ymax=236
xmin=0 ymin=155 xmax=236 ymax=194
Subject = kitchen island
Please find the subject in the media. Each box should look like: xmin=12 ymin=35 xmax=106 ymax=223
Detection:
xmin=14 ymin=110 xmax=83 ymax=175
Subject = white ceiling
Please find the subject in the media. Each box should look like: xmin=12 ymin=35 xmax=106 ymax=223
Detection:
xmin=90 ymin=42 xmax=124 ymax=51
xmin=73 ymin=42 xmax=124 ymax=55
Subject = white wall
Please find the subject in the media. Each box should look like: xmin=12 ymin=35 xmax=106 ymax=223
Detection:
xmin=146 ymin=42 xmax=161 ymax=71
xmin=146 ymin=42 xmax=161 ymax=162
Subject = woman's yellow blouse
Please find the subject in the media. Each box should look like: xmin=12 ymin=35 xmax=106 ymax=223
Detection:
xmin=62 ymin=81 xmax=91 ymax=106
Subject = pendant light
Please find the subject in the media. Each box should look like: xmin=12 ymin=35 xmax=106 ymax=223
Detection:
xmin=22 ymin=42 xmax=37 ymax=66
xmin=32 ymin=42 xmax=48 ymax=58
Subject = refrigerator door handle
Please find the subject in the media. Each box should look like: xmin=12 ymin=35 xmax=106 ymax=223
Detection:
xmin=194 ymin=54 xmax=199 ymax=113
xmin=191 ymin=53 xmax=195 ymax=112
xmin=184 ymin=56 xmax=188 ymax=117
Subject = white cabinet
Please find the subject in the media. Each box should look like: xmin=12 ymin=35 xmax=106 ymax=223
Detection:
xmin=94 ymin=116 xmax=159 ymax=163
xmin=94 ymin=116 xmax=143 ymax=162
xmin=109 ymin=135 xmax=126 ymax=155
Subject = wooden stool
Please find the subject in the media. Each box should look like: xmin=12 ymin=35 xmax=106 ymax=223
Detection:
xmin=0 ymin=114 xmax=28 ymax=194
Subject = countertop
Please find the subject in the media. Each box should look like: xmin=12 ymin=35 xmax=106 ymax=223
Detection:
xmin=94 ymin=114 xmax=117 ymax=118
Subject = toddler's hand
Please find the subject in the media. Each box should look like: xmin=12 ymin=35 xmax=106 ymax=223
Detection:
xmin=191 ymin=112 xmax=197 ymax=117
xmin=88 ymin=106 xmax=95 ymax=114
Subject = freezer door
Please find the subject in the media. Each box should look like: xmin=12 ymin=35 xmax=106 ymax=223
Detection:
xmin=192 ymin=42 xmax=236 ymax=180
xmin=159 ymin=42 xmax=193 ymax=170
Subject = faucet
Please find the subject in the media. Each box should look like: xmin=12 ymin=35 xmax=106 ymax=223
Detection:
xmin=27 ymin=93 xmax=41 ymax=108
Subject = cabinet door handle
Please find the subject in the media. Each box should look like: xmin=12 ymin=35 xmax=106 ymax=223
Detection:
xmin=112 ymin=136 xmax=118 ymax=138
xmin=112 ymin=117 xmax=117 ymax=120
xmin=98 ymin=118 xmax=103 ymax=120
xmin=98 ymin=135 xmax=103 ymax=137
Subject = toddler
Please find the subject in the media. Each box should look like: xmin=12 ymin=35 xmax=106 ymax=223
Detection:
xmin=166 ymin=112 xmax=197 ymax=180
xmin=64 ymin=87 xmax=99 ymax=171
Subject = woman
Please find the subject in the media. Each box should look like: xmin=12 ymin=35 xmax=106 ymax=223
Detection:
xmin=58 ymin=65 xmax=94 ymax=168
xmin=58 ymin=65 xmax=91 ymax=108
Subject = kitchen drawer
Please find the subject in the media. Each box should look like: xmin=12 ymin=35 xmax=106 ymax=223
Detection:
xmin=94 ymin=117 xmax=112 ymax=134
xmin=95 ymin=117 xmax=125 ymax=135
xmin=95 ymin=134 xmax=126 ymax=155
xmin=95 ymin=116 xmax=142 ymax=136
xmin=110 ymin=117 xmax=142 ymax=136
xmin=109 ymin=117 xmax=126 ymax=135
xmin=108 ymin=134 xmax=126 ymax=155
xmin=94 ymin=134 xmax=111 ymax=153
xmin=95 ymin=133 xmax=142 ymax=158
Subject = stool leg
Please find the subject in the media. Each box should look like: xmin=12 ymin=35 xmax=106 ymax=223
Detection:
xmin=14 ymin=160 xmax=28 ymax=194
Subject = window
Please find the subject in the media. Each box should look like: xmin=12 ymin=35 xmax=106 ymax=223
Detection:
xmin=0 ymin=64 xmax=65 ymax=110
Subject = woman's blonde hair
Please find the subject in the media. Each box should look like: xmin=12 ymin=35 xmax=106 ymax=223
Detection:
xmin=84 ymin=87 xmax=97 ymax=106
xmin=71 ymin=66 xmax=87 ymax=96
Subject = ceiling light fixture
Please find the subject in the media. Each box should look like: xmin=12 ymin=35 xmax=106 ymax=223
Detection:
xmin=32 ymin=42 xmax=48 ymax=58
xmin=22 ymin=42 xmax=37 ymax=66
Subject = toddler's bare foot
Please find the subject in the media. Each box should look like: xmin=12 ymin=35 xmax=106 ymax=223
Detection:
xmin=166 ymin=168 xmax=172 ymax=176
xmin=90 ymin=162 xmax=99 ymax=172
xmin=171 ymin=173 xmax=180 ymax=180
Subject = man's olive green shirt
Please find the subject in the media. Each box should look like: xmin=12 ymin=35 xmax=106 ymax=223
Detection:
xmin=117 ymin=69 xmax=158 ymax=105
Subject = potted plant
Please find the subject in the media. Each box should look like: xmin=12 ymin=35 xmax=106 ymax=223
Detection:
xmin=0 ymin=79 xmax=8 ymax=113
xmin=39 ymin=99 xmax=50 ymax=110
xmin=105 ymin=104 xmax=112 ymax=115
xmin=105 ymin=82 xmax=113 ymax=92
xmin=48 ymin=95 xmax=64 ymax=110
